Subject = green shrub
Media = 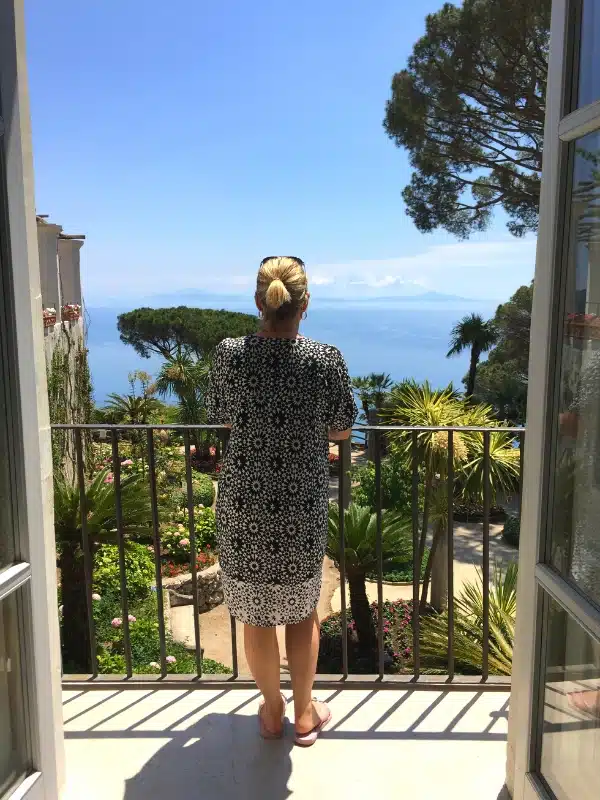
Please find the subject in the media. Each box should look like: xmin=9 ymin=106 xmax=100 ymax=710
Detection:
xmin=352 ymin=453 xmax=419 ymax=514
xmin=170 ymin=474 xmax=215 ymax=508
xmin=161 ymin=506 xmax=217 ymax=561
xmin=93 ymin=542 xmax=155 ymax=601
xmin=366 ymin=548 xmax=429 ymax=583
xmin=502 ymin=514 xmax=520 ymax=547
xmin=93 ymin=593 xmax=231 ymax=675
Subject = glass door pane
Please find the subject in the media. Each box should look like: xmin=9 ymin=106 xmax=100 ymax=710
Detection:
xmin=0 ymin=589 xmax=29 ymax=797
xmin=550 ymin=129 xmax=600 ymax=606
xmin=577 ymin=0 xmax=600 ymax=107
xmin=540 ymin=595 xmax=600 ymax=799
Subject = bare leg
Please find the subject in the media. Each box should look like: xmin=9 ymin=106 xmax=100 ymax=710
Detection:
xmin=286 ymin=610 xmax=328 ymax=733
xmin=244 ymin=623 xmax=284 ymax=733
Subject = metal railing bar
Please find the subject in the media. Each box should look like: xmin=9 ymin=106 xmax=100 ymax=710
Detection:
xmin=146 ymin=430 xmax=167 ymax=677
xmin=61 ymin=673 xmax=511 ymax=691
xmin=183 ymin=432 xmax=203 ymax=677
xmin=411 ymin=431 xmax=420 ymax=678
xmin=75 ymin=429 xmax=98 ymax=678
xmin=482 ymin=431 xmax=491 ymax=681
xmin=447 ymin=430 xmax=454 ymax=681
xmin=219 ymin=428 xmax=238 ymax=679
xmin=111 ymin=430 xmax=132 ymax=678
xmin=374 ymin=431 xmax=384 ymax=680
xmin=52 ymin=423 xmax=525 ymax=433
xmin=338 ymin=439 xmax=349 ymax=679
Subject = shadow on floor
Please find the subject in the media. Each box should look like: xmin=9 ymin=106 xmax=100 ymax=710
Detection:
xmin=122 ymin=710 xmax=294 ymax=800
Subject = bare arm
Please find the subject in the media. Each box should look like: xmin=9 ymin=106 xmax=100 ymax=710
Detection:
xmin=328 ymin=428 xmax=352 ymax=441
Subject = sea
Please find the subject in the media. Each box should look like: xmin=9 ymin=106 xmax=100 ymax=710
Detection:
xmin=84 ymin=295 xmax=497 ymax=405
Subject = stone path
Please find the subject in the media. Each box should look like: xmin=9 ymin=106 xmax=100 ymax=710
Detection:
xmin=170 ymin=556 xmax=341 ymax=674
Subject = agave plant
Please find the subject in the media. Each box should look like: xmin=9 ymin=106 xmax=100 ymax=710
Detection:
xmin=420 ymin=563 xmax=517 ymax=676
xmin=55 ymin=467 xmax=151 ymax=672
xmin=327 ymin=503 xmax=412 ymax=652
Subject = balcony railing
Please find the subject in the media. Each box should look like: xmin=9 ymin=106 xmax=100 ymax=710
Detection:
xmin=52 ymin=423 xmax=524 ymax=691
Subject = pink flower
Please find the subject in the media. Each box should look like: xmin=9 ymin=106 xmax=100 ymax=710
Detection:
xmin=166 ymin=655 xmax=177 ymax=664
xmin=179 ymin=538 xmax=190 ymax=547
xmin=209 ymin=446 xmax=216 ymax=456
xmin=128 ymin=615 xmax=137 ymax=623
xmin=104 ymin=473 xmax=114 ymax=484
xmin=111 ymin=617 xmax=122 ymax=627
xmin=121 ymin=459 xmax=134 ymax=466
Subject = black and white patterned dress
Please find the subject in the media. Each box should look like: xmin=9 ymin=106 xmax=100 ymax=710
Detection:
xmin=206 ymin=335 xmax=357 ymax=627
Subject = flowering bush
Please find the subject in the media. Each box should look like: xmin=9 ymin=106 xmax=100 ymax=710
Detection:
xmin=160 ymin=506 xmax=217 ymax=561
xmin=318 ymin=600 xmax=415 ymax=674
xmin=161 ymin=549 xmax=217 ymax=577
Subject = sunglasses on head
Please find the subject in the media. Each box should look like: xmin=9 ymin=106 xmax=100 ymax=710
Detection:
xmin=260 ymin=256 xmax=306 ymax=270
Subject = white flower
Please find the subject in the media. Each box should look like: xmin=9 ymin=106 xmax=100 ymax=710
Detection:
xmin=149 ymin=662 xmax=160 ymax=670
xmin=92 ymin=593 xmax=101 ymax=601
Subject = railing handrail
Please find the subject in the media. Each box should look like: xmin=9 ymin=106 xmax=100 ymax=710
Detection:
xmin=51 ymin=422 xmax=526 ymax=433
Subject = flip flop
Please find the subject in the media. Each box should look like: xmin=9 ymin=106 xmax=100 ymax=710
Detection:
xmin=294 ymin=700 xmax=332 ymax=747
xmin=259 ymin=693 xmax=287 ymax=740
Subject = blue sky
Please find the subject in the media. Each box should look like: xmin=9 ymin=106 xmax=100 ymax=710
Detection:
xmin=26 ymin=0 xmax=536 ymax=305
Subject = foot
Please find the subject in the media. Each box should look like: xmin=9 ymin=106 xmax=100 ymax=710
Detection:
xmin=259 ymin=694 xmax=286 ymax=737
xmin=295 ymin=699 xmax=329 ymax=735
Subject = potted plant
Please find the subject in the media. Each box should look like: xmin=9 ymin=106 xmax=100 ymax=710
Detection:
xmin=566 ymin=312 xmax=600 ymax=340
xmin=62 ymin=303 xmax=81 ymax=322
xmin=43 ymin=307 xmax=57 ymax=327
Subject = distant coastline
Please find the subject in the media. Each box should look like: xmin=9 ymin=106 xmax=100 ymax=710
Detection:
xmin=85 ymin=295 xmax=496 ymax=404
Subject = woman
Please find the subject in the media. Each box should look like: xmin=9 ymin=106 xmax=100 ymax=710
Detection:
xmin=206 ymin=256 xmax=356 ymax=746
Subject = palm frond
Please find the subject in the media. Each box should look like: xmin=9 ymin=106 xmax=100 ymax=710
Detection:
xmin=327 ymin=504 xmax=412 ymax=573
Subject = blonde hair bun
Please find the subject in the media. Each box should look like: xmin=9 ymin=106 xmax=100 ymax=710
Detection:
xmin=265 ymin=278 xmax=291 ymax=310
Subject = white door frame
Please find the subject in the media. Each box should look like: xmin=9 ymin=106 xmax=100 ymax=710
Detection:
xmin=0 ymin=1 xmax=64 ymax=798
xmin=509 ymin=0 xmax=600 ymax=797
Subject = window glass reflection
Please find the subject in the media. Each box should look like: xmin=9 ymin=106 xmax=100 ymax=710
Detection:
xmin=578 ymin=0 xmax=600 ymax=108
xmin=551 ymin=131 xmax=600 ymax=606
xmin=540 ymin=596 xmax=600 ymax=799
xmin=0 ymin=590 xmax=28 ymax=797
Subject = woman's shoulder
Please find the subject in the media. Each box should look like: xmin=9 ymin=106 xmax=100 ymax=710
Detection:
xmin=298 ymin=337 xmax=344 ymax=362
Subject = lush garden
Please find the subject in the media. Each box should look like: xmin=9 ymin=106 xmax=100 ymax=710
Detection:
xmin=51 ymin=307 xmax=523 ymax=679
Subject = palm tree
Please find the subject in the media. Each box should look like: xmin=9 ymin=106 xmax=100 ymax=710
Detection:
xmin=367 ymin=372 xmax=393 ymax=414
xmin=327 ymin=504 xmax=412 ymax=652
xmin=383 ymin=381 xmax=519 ymax=611
xmin=351 ymin=376 xmax=372 ymax=421
xmin=447 ymin=313 xmax=497 ymax=398
xmin=55 ymin=468 xmax=151 ymax=671
xmin=105 ymin=393 xmax=160 ymax=426
xmin=155 ymin=353 xmax=211 ymax=451
xmin=420 ymin=563 xmax=517 ymax=676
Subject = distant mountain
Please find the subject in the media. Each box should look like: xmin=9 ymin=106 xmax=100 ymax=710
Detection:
xmin=100 ymin=287 xmax=475 ymax=309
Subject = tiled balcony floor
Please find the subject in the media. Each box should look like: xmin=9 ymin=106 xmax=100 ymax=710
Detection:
xmin=62 ymin=687 xmax=510 ymax=799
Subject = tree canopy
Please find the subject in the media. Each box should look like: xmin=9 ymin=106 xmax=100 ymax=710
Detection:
xmin=117 ymin=307 xmax=259 ymax=360
xmin=384 ymin=0 xmax=550 ymax=238
xmin=472 ymin=283 xmax=533 ymax=423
